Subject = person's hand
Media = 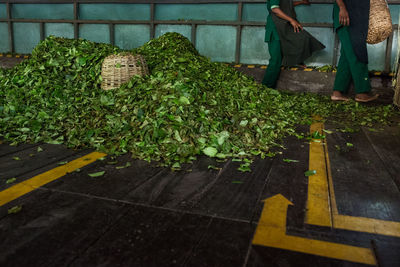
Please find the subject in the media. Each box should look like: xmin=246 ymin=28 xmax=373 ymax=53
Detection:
xmin=339 ymin=7 xmax=350 ymax=26
xmin=290 ymin=20 xmax=303 ymax=33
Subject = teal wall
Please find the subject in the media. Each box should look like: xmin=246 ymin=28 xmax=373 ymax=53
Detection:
xmin=79 ymin=24 xmax=110 ymax=44
xmin=45 ymin=23 xmax=74 ymax=39
xmin=155 ymin=4 xmax=237 ymax=21
xmin=13 ymin=23 xmax=41 ymax=54
xmin=115 ymin=24 xmax=150 ymax=49
xmin=155 ymin=24 xmax=192 ymax=41
xmin=79 ymin=4 xmax=150 ymax=20
xmin=12 ymin=4 xmax=73 ymax=20
xmin=0 ymin=2 xmax=399 ymax=71
xmin=240 ymin=26 xmax=269 ymax=65
xmin=196 ymin=25 xmax=237 ymax=62
xmin=242 ymin=4 xmax=267 ymax=22
xmin=0 ymin=23 xmax=9 ymax=52
xmin=0 ymin=4 xmax=6 ymax=19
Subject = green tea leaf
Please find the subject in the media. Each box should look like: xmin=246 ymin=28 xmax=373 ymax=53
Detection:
xmin=238 ymin=163 xmax=251 ymax=172
xmin=179 ymin=96 xmax=190 ymax=105
xmin=115 ymin=162 xmax=132 ymax=169
xmin=6 ymin=177 xmax=17 ymax=184
xmin=88 ymin=171 xmax=105 ymax=177
xmin=283 ymin=159 xmax=299 ymax=163
xmin=203 ymin=147 xmax=218 ymax=157
xmin=8 ymin=206 xmax=22 ymax=214
xmin=304 ymin=170 xmax=317 ymax=176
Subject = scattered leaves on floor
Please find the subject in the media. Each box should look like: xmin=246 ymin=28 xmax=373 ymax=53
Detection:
xmin=283 ymin=159 xmax=299 ymax=163
xmin=88 ymin=171 xmax=105 ymax=177
xmin=8 ymin=206 xmax=22 ymax=214
xmin=6 ymin=177 xmax=17 ymax=184
xmin=304 ymin=170 xmax=317 ymax=176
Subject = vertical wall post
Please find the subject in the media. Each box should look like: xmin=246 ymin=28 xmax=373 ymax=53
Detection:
xmin=40 ymin=22 xmax=45 ymax=41
xmin=384 ymin=32 xmax=394 ymax=73
xmin=109 ymin=23 xmax=114 ymax=45
xmin=73 ymin=0 xmax=78 ymax=39
xmin=6 ymin=1 xmax=14 ymax=53
xmin=191 ymin=23 xmax=197 ymax=46
xmin=235 ymin=2 xmax=243 ymax=64
xmin=150 ymin=3 xmax=155 ymax=39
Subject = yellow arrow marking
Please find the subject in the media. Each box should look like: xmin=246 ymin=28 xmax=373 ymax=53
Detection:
xmin=253 ymin=194 xmax=377 ymax=265
xmin=0 ymin=152 xmax=106 ymax=207
xmin=306 ymin=120 xmax=400 ymax=237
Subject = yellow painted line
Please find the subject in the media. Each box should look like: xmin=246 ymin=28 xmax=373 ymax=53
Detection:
xmin=234 ymin=64 xmax=242 ymax=68
xmin=0 ymin=152 xmax=106 ymax=207
xmin=15 ymin=54 xmax=20 ymax=58
xmin=334 ymin=215 xmax=400 ymax=237
xmin=306 ymin=120 xmax=332 ymax=227
xmin=303 ymin=68 xmax=314 ymax=72
xmin=24 ymin=55 xmax=29 ymax=59
xmin=389 ymin=72 xmax=394 ymax=77
xmin=0 ymin=53 xmax=3 ymax=57
xmin=253 ymin=195 xmax=377 ymax=265
xmin=260 ymin=65 xmax=267 ymax=69
xmin=247 ymin=65 xmax=255 ymax=69
xmin=290 ymin=67 xmax=298 ymax=71
xmin=6 ymin=54 xmax=12 ymax=58
xmin=373 ymin=72 xmax=381 ymax=76
xmin=306 ymin=120 xmax=400 ymax=237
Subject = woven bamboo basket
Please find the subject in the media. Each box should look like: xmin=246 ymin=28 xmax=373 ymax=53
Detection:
xmin=101 ymin=53 xmax=149 ymax=90
xmin=367 ymin=0 xmax=393 ymax=44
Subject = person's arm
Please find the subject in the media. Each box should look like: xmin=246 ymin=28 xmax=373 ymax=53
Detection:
xmin=336 ymin=0 xmax=350 ymax=26
xmin=293 ymin=0 xmax=310 ymax=7
xmin=271 ymin=7 xmax=303 ymax=33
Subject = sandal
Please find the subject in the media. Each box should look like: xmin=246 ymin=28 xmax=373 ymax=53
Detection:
xmin=355 ymin=94 xmax=379 ymax=103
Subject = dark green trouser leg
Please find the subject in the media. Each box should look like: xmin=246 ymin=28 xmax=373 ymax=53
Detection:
xmin=333 ymin=27 xmax=371 ymax=94
xmin=262 ymin=40 xmax=282 ymax=88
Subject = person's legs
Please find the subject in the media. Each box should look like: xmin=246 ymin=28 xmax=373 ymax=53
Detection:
xmin=335 ymin=27 xmax=377 ymax=102
xmin=332 ymin=45 xmax=352 ymax=100
xmin=262 ymin=40 xmax=282 ymax=88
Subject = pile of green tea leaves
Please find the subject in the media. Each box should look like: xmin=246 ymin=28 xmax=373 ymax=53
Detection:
xmin=0 ymin=33 xmax=397 ymax=168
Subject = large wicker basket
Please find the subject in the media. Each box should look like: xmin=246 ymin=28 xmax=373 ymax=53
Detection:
xmin=101 ymin=53 xmax=149 ymax=90
xmin=367 ymin=0 xmax=393 ymax=44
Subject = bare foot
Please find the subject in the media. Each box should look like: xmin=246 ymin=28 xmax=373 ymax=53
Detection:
xmin=331 ymin=91 xmax=349 ymax=101
xmin=355 ymin=93 xmax=379 ymax=103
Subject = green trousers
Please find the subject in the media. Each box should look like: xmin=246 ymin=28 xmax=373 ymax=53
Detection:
xmin=333 ymin=27 xmax=371 ymax=94
xmin=262 ymin=40 xmax=282 ymax=88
